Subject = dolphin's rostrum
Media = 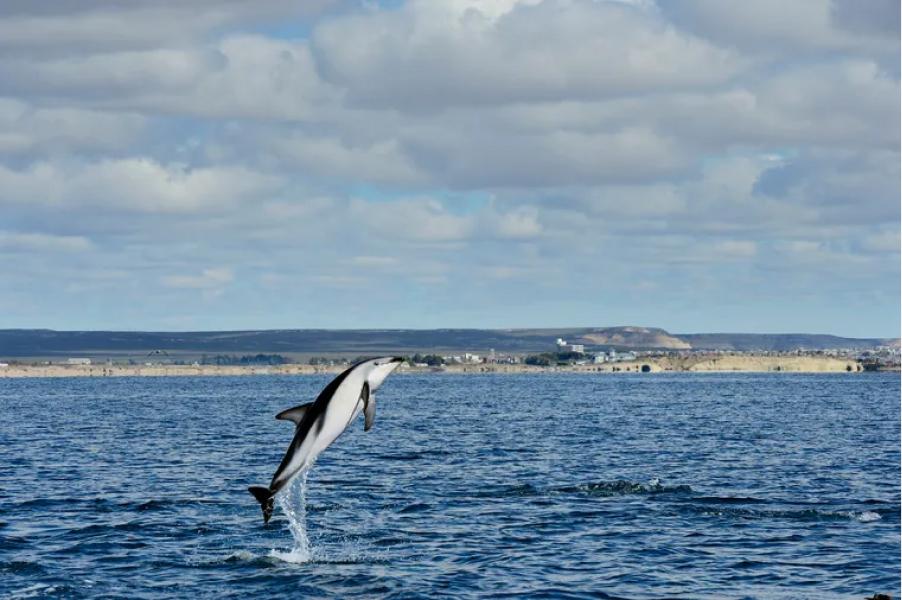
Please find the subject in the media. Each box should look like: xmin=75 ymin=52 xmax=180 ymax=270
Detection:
xmin=248 ymin=356 xmax=403 ymax=523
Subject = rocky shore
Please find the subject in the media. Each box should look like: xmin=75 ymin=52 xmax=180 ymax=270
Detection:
xmin=0 ymin=355 xmax=871 ymax=378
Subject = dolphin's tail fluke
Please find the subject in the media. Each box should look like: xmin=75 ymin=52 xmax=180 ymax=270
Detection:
xmin=248 ymin=486 xmax=275 ymax=524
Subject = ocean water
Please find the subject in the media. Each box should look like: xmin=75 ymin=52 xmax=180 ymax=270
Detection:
xmin=0 ymin=373 xmax=898 ymax=599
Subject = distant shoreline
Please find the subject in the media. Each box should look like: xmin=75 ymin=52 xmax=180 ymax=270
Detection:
xmin=0 ymin=355 xmax=890 ymax=378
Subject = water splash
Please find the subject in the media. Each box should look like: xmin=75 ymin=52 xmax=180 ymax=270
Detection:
xmin=270 ymin=470 xmax=313 ymax=563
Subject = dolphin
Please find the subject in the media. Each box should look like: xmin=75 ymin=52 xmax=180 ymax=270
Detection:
xmin=248 ymin=356 xmax=404 ymax=523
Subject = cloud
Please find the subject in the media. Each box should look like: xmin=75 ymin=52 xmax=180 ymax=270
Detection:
xmin=0 ymin=230 xmax=93 ymax=253
xmin=661 ymin=0 xmax=899 ymax=56
xmin=266 ymin=130 xmax=424 ymax=185
xmin=347 ymin=256 xmax=399 ymax=268
xmin=0 ymin=36 xmax=336 ymax=122
xmin=0 ymin=0 xmax=897 ymax=335
xmin=0 ymin=99 xmax=146 ymax=157
xmin=405 ymin=124 xmax=690 ymax=187
xmin=0 ymin=1 xmax=344 ymax=54
xmin=491 ymin=206 xmax=542 ymax=239
xmin=0 ymin=48 xmax=223 ymax=101
xmin=860 ymin=229 xmax=901 ymax=254
xmin=313 ymin=0 xmax=740 ymax=111
xmin=752 ymin=149 xmax=900 ymax=226
xmin=0 ymin=158 xmax=282 ymax=214
xmin=715 ymin=240 xmax=757 ymax=257
xmin=350 ymin=197 xmax=475 ymax=242
xmin=161 ymin=267 xmax=233 ymax=289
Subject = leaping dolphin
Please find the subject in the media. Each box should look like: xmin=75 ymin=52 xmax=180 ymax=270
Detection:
xmin=248 ymin=356 xmax=404 ymax=523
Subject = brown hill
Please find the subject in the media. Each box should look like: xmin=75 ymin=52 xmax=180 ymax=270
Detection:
xmin=576 ymin=326 xmax=691 ymax=350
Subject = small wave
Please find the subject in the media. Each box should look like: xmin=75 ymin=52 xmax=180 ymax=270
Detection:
xmin=0 ymin=560 xmax=47 ymax=576
xmin=6 ymin=496 xmax=217 ymax=513
xmin=7 ymin=584 xmax=57 ymax=599
xmin=476 ymin=479 xmax=692 ymax=499
xmin=856 ymin=511 xmax=882 ymax=522
xmin=134 ymin=499 xmax=169 ymax=511
xmin=192 ymin=550 xmax=276 ymax=568
xmin=693 ymin=506 xmax=888 ymax=522
xmin=8 ymin=497 xmax=110 ymax=511
xmin=398 ymin=502 xmax=432 ymax=514
xmin=221 ymin=550 xmax=259 ymax=563
xmin=553 ymin=480 xmax=693 ymax=497
xmin=691 ymin=496 xmax=768 ymax=504
xmin=198 ymin=549 xmax=305 ymax=567
xmin=65 ymin=520 xmax=147 ymax=536
xmin=374 ymin=452 xmax=426 ymax=461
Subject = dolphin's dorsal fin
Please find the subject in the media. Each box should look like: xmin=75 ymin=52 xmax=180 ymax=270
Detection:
xmin=275 ymin=402 xmax=314 ymax=426
xmin=361 ymin=382 xmax=376 ymax=432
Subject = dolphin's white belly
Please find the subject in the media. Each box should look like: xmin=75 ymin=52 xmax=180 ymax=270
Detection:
xmin=277 ymin=380 xmax=362 ymax=487
xmin=311 ymin=393 xmax=358 ymax=455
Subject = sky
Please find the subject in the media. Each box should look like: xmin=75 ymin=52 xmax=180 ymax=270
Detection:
xmin=0 ymin=0 xmax=899 ymax=337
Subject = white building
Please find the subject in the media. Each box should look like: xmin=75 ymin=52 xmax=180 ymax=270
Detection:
xmin=66 ymin=358 xmax=92 ymax=365
xmin=556 ymin=338 xmax=585 ymax=354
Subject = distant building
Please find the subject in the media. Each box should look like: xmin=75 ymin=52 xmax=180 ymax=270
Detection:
xmin=66 ymin=358 xmax=91 ymax=365
xmin=605 ymin=349 xmax=637 ymax=362
xmin=556 ymin=338 xmax=585 ymax=354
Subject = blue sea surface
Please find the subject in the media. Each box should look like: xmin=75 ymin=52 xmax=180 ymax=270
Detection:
xmin=1 ymin=373 xmax=899 ymax=599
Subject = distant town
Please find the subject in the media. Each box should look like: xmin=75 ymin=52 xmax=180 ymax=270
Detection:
xmin=302 ymin=336 xmax=901 ymax=372
xmin=0 ymin=326 xmax=898 ymax=376
xmin=2 ymin=335 xmax=898 ymax=376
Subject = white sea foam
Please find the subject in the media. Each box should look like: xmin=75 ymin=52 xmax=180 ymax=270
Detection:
xmin=856 ymin=510 xmax=882 ymax=522
xmin=269 ymin=547 xmax=314 ymax=563
xmin=9 ymin=584 xmax=56 ymax=599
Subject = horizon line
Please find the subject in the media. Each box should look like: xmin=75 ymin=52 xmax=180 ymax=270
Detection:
xmin=0 ymin=326 xmax=897 ymax=339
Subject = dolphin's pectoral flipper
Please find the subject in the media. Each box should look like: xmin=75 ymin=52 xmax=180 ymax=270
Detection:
xmin=248 ymin=486 xmax=275 ymax=524
xmin=275 ymin=402 xmax=314 ymax=426
xmin=364 ymin=394 xmax=376 ymax=431
xmin=361 ymin=382 xmax=376 ymax=432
